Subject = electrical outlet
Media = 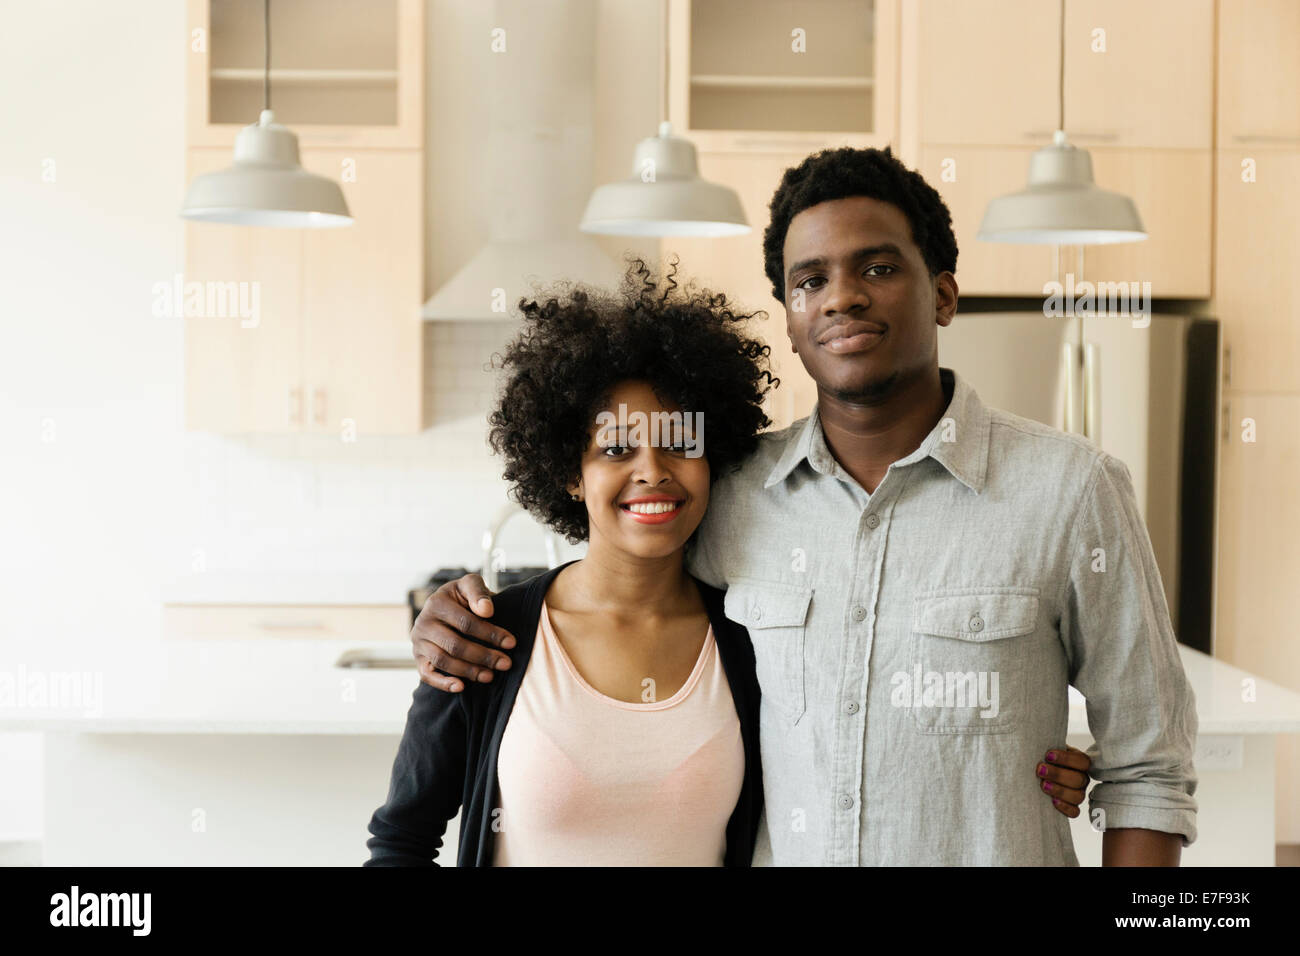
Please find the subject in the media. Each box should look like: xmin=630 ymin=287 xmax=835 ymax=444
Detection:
xmin=1194 ymin=735 xmax=1244 ymax=771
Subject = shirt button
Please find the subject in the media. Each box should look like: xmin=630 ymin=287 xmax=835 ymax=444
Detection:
xmin=845 ymin=701 xmax=860 ymax=715
xmin=969 ymin=613 xmax=984 ymax=632
xmin=851 ymin=605 xmax=868 ymax=622
xmin=751 ymin=606 xmax=762 ymax=622
xmin=865 ymin=512 xmax=881 ymax=530
xmin=838 ymin=794 xmax=855 ymax=810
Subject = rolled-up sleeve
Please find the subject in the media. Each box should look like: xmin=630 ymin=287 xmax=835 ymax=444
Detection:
xmin=1062 ymin=453 xmax=1198 ymax=845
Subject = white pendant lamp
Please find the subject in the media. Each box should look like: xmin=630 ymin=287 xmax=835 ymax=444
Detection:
xmin=977 ymin=0 xmax=1144 ymax=245
xmin=580 ymin=121 xmax=749 ymax=237
xmin=180 ymin=0 xmax=351 ymax=228
xmin=579 ymin=1 xmax=748 ymax=237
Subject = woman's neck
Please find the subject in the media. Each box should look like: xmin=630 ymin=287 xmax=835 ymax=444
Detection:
xmin=555 ymin=541 xmax=696 ymax=616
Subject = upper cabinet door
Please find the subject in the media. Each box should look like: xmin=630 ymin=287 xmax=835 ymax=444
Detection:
xmin=187 ymin=0 xmax=424 ymax=149
xmin=184 ymin=148 xmax=306 ymax=434
xmin=918 ymin=0 xmax=1060 ymax=146
xmin=298 ymin=149 xmax=425 ymax=436
xmin=1218 ymin=0 xmax=1300 ymax=147
xmin=1081 ymin=148 xmax=1213 ymax=297
xmin=918 ymin=0 xmax=1213 ymax=149
xmin=668 ymin=0 xmax=898 ymax=153
xmin=1062 ymin=0 xmax=1213 ymax=149
xmin=1215 ymin=150 xmax=1300 ymax=393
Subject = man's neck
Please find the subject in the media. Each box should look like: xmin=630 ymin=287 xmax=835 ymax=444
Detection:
xmin=816 ymin=366 xmax=952 ymax=495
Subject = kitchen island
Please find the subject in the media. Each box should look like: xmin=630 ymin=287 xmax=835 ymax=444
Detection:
xmin=2 ymin=638 xmax=1297 ymax=866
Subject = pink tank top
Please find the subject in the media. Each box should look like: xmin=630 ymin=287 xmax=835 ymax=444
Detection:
xmin=491 ymin=602 xmax=744 ymax=866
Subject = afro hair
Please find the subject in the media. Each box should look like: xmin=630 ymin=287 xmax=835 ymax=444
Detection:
xmin=487 ymin=256 xmax=779 ymax=543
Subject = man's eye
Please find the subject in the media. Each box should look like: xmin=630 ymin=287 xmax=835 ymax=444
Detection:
xmin=796 ymin=275 xmax=825 ymax=291
xmin=866 ymin=263 xmax=895 ymax=277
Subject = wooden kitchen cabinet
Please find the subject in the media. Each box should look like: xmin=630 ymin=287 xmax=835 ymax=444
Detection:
xmin=667 ymin=0 xmax=898 ymax=153
xmin=162 ymin=602 xmax=410 ymax=641
xmin=183 ymin=148 xmax=306 ymax=434
xmin=917 ymin=0 xmax=1060 ymax=148
xmin=1215 ymin=150 xmax=1300 ymax=393
xmin=1214 ymin=392 xmax=1300 ymax=841
xmin=299 ymin=149 xmax=424 ymax=435
xmin=186 ymin=0 xmax=424 ymax=149
xmin=1082 ymin=148 xmax=1212 ymax=298
xmin=183 ymin=0 xmax=425 ymax=435
xmin=183 ymin=148 xmax=425 ymax=434
xmin=1218 ymin=0 xmax=1300 ymax=148
xmin=1061 ymin=0 xmax=1213 ymax=150
xmin=917 ymin=0 xmax=1213 ymax=150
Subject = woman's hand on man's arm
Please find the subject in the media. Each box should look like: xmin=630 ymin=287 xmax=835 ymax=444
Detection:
xmin=411 ymin=572 xmax=518 ymax=692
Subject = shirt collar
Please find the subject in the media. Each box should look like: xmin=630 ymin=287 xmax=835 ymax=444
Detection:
xmin=763 ymin=367 xmax=991 ymax=494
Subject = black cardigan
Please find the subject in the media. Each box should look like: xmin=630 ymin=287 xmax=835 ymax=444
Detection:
xmin=364 ymin=563 xmax=763 ymax=867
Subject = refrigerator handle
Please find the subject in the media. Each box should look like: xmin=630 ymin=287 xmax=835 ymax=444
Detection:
xmin=1083 ymin=342 xmax=1101 ymax=444
xmin=1061 ymin=341 xmax=1080 ymax=434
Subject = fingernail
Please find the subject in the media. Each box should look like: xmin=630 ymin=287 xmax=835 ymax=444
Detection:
xmin=1052 ymin=798 xmax=1061 ymax=807
xmin=1047 ymin=750 xmax=1058 ymax=762
xmin=1042 ymin=781 xmax=1053 ymax=792
xmin=448 ymin=682 xmax=463 ymax=693
xmin=477 ymin=670 xmax=493 ymax=682
xmin=501 ymin=635 xmax=516 ymax=649
xmin=495 ymin=657 xmax=511 ymax=670
xmin=1037 ymin=765 xmax=1047 ymax=777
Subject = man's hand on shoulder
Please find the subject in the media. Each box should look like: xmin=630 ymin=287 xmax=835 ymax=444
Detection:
xmin=410 ymin=572 xmax=517 ymax=692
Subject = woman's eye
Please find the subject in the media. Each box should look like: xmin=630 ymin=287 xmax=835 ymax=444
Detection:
xmin=668 ymin=440 xmax=699 ymax=454
xmin=602 ymin=444 xmax=629 ymax=457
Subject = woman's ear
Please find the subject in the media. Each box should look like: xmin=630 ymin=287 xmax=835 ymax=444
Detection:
xmin=566 ymin=479 xmax=583 ymax=502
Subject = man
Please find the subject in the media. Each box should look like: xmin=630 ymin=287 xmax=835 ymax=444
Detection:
xmin=410 ymin=147 xmax=1197 ymax=865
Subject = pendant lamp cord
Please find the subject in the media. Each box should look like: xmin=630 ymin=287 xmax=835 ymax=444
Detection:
xmin=660 ymin=0 xmax=668 ymax=125
xmin=263 ymin=0 xmax=271 ymax=112
xmin=1057 ymin=0 xmax=1065 ymax=131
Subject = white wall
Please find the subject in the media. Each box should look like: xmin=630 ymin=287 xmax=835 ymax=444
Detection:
xmin=0 ymin=0 xmax=658 ymax=842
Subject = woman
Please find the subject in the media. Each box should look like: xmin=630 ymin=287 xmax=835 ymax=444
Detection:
xmin=364 ymin=258 xmax=1087 ymax=866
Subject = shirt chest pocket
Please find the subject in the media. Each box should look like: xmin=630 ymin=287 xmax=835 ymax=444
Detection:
xmin=724 ymin=579 xmax=813 ymax=726
xmin=908 ymin=587 xmax=1039 ymax=734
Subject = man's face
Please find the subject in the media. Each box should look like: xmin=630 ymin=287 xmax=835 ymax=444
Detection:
xmin=781 ymin=196 xmax=956 ymax=403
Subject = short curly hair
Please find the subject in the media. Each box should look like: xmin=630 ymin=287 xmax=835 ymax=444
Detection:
xmin=762 ymin=146 xmax=959 ymax=303
xmin=487 ymin=256 xmax=778 ymax=543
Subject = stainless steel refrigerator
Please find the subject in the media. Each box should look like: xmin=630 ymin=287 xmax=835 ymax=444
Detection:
xmin=938 ymin=310 xmax=1220 ymax=653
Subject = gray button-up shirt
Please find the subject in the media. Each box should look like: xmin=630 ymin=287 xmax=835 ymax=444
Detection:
xmin=688 ymin=367 xmax=1198 ymax=865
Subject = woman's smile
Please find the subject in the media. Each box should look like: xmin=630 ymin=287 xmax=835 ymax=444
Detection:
xmin=618 ymin=494 xmax=686 ymax=525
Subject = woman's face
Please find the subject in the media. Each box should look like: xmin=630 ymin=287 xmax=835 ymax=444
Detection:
xmin=572 ymin=379 xmax=710 ymax=561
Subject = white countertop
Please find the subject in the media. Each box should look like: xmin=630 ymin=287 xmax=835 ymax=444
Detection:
xmin=2 ymin=641 xmax=1298 ymax=736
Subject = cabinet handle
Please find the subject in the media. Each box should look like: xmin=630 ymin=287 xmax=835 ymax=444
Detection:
xmin=312 ymin=388 xmax=326 ymax=427
xmin=1224 ymin=345 xmax=1232 ymax=388
xmin=287 ymin=386 xmax=303 ymax=426
xmin=1024 ymin=129 xmax=1119 ymax=142
xmin=1231 ymin=134 xmax=1300 ymax=144
xmin=1222 ymin=400 xmax=1230 ymax=443
xmin=733 ymin=137 xmax=830 ymax=150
